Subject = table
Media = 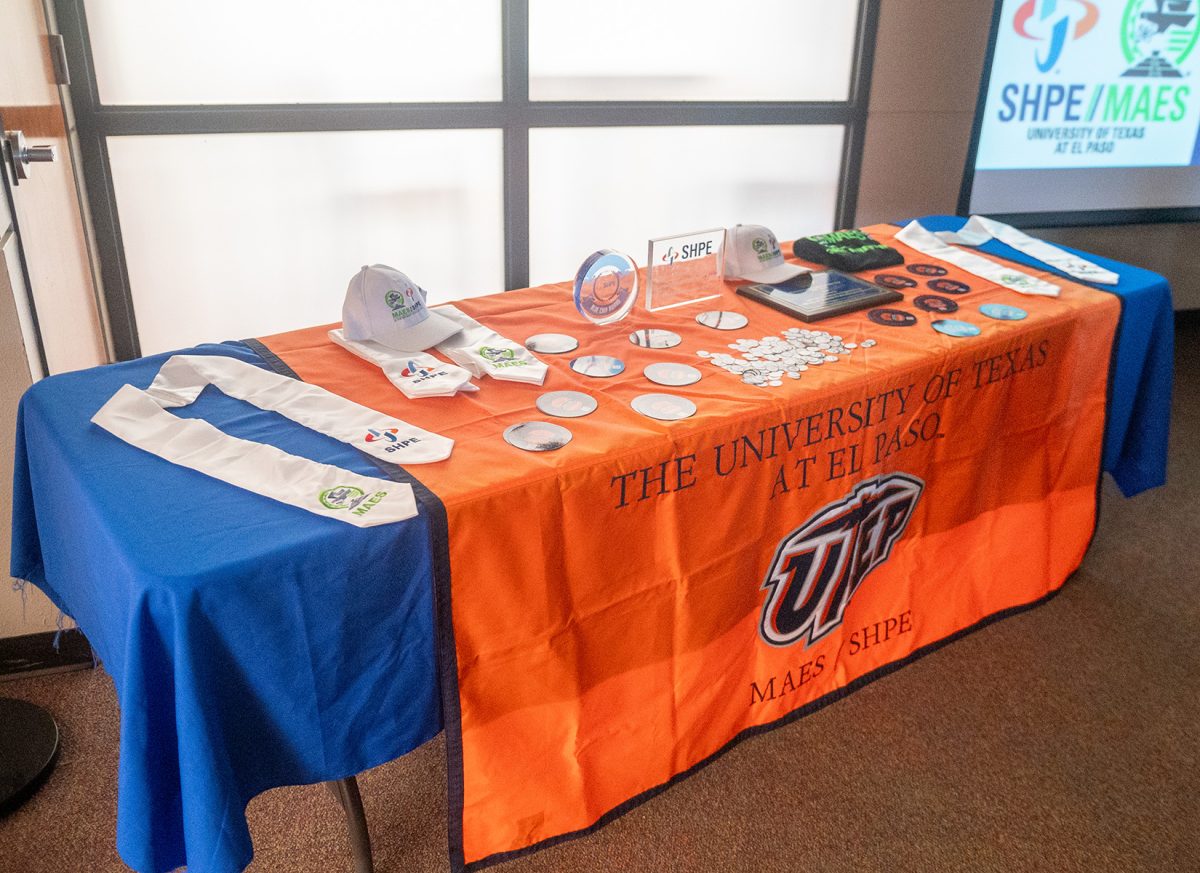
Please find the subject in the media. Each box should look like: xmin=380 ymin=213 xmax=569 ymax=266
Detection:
xmin=10 ymin=219 xmax=1173 ymax=873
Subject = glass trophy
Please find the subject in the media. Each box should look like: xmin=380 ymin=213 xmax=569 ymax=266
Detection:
xmin=645 ymin=228 xmax=726 ymax=312
xmin=573 ymin=250 xmax=638 ymax=325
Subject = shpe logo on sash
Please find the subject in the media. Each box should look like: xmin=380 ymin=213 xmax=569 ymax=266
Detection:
xmin=319 ymin=485 xmax=389 ymax=517
xmin=759 ymin=473 xmax=924 ymax=648
xmin=399 ymin=361 xmax=447 ymax=383
xmin=364 ymin=427 xmax=400 ymax=443
xmin=362 ymin=427 xmax=423 ymax=454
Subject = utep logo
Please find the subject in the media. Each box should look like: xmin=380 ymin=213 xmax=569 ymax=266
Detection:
xmin=1013 ymin=0 xmax=1100 ymax=72
xmin=758 ymin=473 xmax=924 ymax=648
xmin=364 ymin=427 xmax=400 ymax=443
xmin=1120 ymin=0 xmax=1197 ymax=77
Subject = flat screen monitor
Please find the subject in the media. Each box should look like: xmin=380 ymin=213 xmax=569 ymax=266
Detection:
xmin=961 ymin=0 xmax=1200 ymax=224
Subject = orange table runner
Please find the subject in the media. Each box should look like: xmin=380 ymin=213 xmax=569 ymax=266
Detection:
xmin=259 ymin=224 xmax=1120 ymax=870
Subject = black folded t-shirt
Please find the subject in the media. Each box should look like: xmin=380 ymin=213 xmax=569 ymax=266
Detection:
xmin=792 ymin=229 xmax=904 ymax=272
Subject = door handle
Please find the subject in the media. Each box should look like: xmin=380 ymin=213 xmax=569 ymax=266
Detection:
xmin=2 ymin=130 xmax=57 ymax=185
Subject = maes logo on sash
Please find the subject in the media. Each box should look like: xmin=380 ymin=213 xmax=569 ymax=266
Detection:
xmin=759 ymin=473 xmax=924 ymax=648
xmin=318 ymin=485 xmax=388 ymax=517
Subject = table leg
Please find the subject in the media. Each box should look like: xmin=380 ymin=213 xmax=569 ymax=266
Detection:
xmin=325 ymin=777 xmax=374 ymax=873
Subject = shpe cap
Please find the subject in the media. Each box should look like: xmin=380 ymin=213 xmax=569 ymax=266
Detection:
xmin=342 ymin=265 xmax=461 ymax=351
xmin=723 ymin=224 xmax=808 ymax=284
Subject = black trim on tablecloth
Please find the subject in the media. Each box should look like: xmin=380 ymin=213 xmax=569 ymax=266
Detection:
xmin=238 ymin=337 xmax=468 ymax=870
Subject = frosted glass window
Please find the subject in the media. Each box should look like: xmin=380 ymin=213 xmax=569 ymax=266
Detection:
xmin=529 ymin=0 xmax=859 ymax=101
xmin=85 ymin=0 xmax=501 ymax=105
xmin=528 ymin=126 xmax=844 ymax=286
xmin=108 ymin=130 xmax=503 ymax=355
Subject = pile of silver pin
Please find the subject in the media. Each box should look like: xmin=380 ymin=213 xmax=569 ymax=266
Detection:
xmin=695 ymin=328 xmax=878 ymax=388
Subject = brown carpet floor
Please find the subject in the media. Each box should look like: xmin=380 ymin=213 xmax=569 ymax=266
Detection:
xmin=2 ymin=319 xmax=1197 ymax=873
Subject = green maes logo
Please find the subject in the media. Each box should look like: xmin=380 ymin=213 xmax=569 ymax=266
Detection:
xmin=751 ymin=234 xmax=779 ymax=263
xmin=319 ymin=485 xmax=389 ymax=516
xmin=383 ymin=285 xmax=424 ymax=323
xmin=478 ymin=345 xmax=530 ymax=369
xmin=320 ymin=485 xmax=364 ymax=510
xmin=1120 ymin=0 xmax=1198 ymax=77
xmin=479 ymin=346 xmax=515 ymax=362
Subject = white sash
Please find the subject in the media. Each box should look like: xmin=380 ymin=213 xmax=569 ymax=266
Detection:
xmin=435 ymin=305 xmax=548 ymax=385
xmin=936 ymin=215 xmax=1119 ymax=286
xmin=896 ymin=220 xmax=1061 ymax=297
xmin=91 ymin=354 xmax=454 ymax=527
xmin=328 ymin=329 xmax=479 ymax=398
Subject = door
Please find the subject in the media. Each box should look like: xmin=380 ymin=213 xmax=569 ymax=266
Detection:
xmin=0 ymin=0 xmax=106 ymax=643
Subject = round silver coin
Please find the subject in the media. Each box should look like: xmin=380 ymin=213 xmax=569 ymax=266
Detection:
xmin=525 ymin=333 xmax=579 ymax=354
xmin=503 ymin=421 xmax=573 ymax=452
xmin=535 ymin=391 xmax=597 ymax=419
xmin=570 ymin=355 xmax=625 ymax=378
xmin=643 ymin=362 xmax=702 ymax=387
xmin=628 ymin=328 xmax=682 ymax=349
xmin=696 ymin=310 xmax=749 ymax=331
xmin=631 ymin=393 xmax=697 ymax=421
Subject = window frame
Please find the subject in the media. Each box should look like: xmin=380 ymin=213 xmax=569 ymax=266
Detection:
xmin=56 ymin=0 xmax=881 ymax=360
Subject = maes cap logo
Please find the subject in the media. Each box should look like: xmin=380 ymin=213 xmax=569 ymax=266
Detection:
xmin=384 ymin=285 xmax=423 ymax=322
xmin=1120 ymin=0 xmax=1197 ymax=77
xmin=1014 ymin=0 xmax=1100 ymax=72
xmin=751 ymin=233 xmax=780 ymax=263
xmin=759 ymin=473 xmax=924 ymax=648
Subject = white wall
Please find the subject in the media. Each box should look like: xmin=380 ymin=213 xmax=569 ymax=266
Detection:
xmin=0 ymin=195 xmax=63 ymax=638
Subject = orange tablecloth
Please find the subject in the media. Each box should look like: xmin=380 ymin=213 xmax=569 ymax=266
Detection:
xmin=260 ymin=223 xmax=1119 ymax=870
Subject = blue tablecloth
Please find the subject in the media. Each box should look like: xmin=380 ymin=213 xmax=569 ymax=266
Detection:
xmin=914 ymin=216 xmax=1173 ymax=497
xmin=10 ymin=342 xmax=441 ymax=873
xmin=9 ymin=225 xmax=1173 ymax=873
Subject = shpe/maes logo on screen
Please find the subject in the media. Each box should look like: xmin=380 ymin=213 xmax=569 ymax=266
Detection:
xmin=1013 ymin=0 xmax=1100 ymax=72
xmin=1120 ymin=0 xmax=1198 ymax=77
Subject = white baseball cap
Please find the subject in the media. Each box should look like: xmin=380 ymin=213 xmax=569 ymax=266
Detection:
xmin=722 ymin=224 xmax=809 ymax=284
xmin=342 ymin=265 xmax=461 ymax=352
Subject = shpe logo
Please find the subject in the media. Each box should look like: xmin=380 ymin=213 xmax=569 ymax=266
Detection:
xmin=1013 ymin=0 xmax=1100 ymax=72
xmin=758 ymin=473 xmax=923 ymax=648
xmin=399 ymin=361 xmax=438 ymax=379
xmin=1120 ymin=0 xmax=1197 ymax=77
xmin=362 ymin=427 xmax=423 ymax=454
xmin=319 ymin=485 xmax=388 ymax=517
xmin=364 ymin=427 xmax=400 ymax=443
